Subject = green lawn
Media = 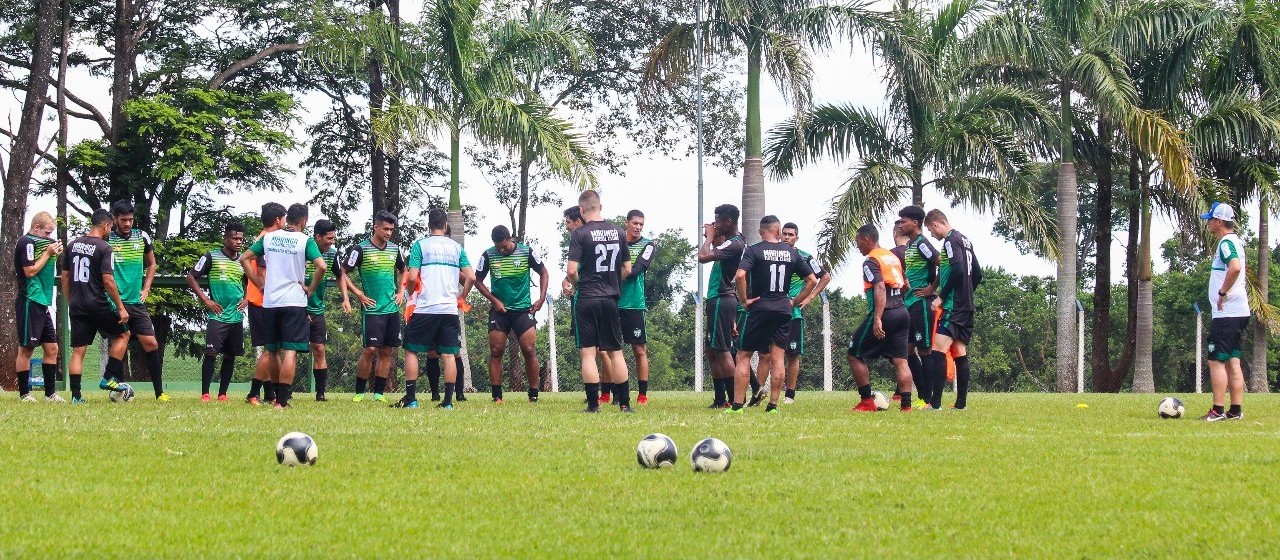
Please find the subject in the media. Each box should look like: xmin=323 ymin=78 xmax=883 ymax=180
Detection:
xmin=1 ymin=391 xmax=1277 ymax=558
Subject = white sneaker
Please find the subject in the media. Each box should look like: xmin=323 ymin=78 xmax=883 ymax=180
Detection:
xmin=45 ymin=394 xmax=66 ymax=403
xmin=783 ymin=397 xmax=794 ymax=405
xmin=20 ymin=394 xmax=38 ymax=403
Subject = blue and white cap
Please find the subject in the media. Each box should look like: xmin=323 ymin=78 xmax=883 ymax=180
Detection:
xmin=1200 ymin=201 xmax=1235 ymax=221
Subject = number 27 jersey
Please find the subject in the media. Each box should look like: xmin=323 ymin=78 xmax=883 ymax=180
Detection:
xmin=568 ymin=221 xmax=631 ymax=299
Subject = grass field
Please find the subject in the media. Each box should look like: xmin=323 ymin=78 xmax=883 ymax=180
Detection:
xmin=2 ymin=391 xmax=1278 ymax=558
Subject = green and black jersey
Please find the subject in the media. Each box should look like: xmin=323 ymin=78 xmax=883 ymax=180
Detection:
xmin=787 ymin=249 xmax=827 ymax=319
xmin=307 ymin=246 xmax=343 ymax=315
xmin=13 ymin=234 xmax=57 ymax=306
xmin=341 ymin=238 xmax=405 ymax=315
xmin=705 ymin=234 xmax=746 ymax=299
xmin=476 ymin=243 xmax=545 ymax=310
xmin=190 ymin=249 xmax=245 ymax=323
xmin=108 ymin=228 xmax=153 ymax=305
xmin=902 ymin=234 xmax=939 ymax=306
xmin=619 ymin=237 xmax=656 ymax=310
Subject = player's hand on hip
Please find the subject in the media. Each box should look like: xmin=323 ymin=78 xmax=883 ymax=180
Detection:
xmin=745 ymin=297 xmax=760 ymax=308
xmin=358 ymin=294 xmax=376 ymax=308
xmin=531 ymin=298 xmax=545 ymax=313
xmin=1217 ymin=295 xmax=1225 ymax=311
xmin=236 ymin=299 xmax=248 ymax=311
xmin=205 ymin=299 xmax=224 ymax=316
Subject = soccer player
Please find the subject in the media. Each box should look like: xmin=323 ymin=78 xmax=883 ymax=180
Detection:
xmin=186 ymin=222 xmax=246 ymax=402
xmin=108 ymin=200 xmax=167 ymax=401
xmin=244 ymin=202 xmax=286 ymax=405
xmin=848 ymin=225 xmax=913 ymax=412
xmin=61 ymin=209 xmax=130 ymax=402
xmin=401 ymin=209 xmax=475 ymax=409
xmin=896 ymin=206 xmax=939 ymax=407
xmin=727 ymin=215 xmax=816 ymax=413
xmin=562 ymin=205 xmax=613 ymax=404
xmin=924 ymin=209 xmax=978 ymax=410
xmin=698 ymin=204 xmax=745 ymax=408
xmin=344 ymin=211 xmax=407 ymax=403
xmin=1200 ymin=202 xmax=1250 ymax=421
xmin=308 ymin=219 xmax=347 ymax=402
xmin=566 ymin=190 xmax=633 ymax=413
xmin=475 ymin=225 xmax=548 ymax=403
xmin=772 ymin=222 xmax=830 ymax=405
xmin=240 ymin=203 xmax=326 ymax=409
xmin=619 ymin=210 xmax=657 ymax=404
xmin=13 ymin=212 xmax=65 ymax=402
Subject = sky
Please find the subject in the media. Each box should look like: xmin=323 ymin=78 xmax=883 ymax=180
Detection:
xmin=8 ymin=12 xmax=1204 ymax=303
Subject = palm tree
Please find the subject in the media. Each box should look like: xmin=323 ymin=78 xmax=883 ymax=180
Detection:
xmin=763 ymin=0 xmax=1059 ymax=266
xmin=965 ymin=0 xmax=1200 ymax=391
xmin=644 ymin=0 xmax=895 ymax=243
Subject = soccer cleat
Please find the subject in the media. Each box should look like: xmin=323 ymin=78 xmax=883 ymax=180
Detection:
xmin=315 ymin=395 xmax=327 ymax=402
xmin=216 ymin=394 xmax=230 ymax=402
xmin=599 ymin=393 xmax=611 ymax=405
xmin=456 ymin=394 xmax=467 ymax=402
xmin=246 ymin=396 xmax=262 ymax=406
xmin=1201 ymin=409 xmax=1227 ymax=422
xmin=200 ymin=393 xmax=212 ymax=402
xmin=392 ymin=397 xmax=419 ymax=409
xmin=852 ymin=398 xmax=879 ymax=412
xmin=98 ymin=378 xmax=121 ymax=391
xmin=618 ymin=404 xmax=635 ymax=414
xmin=352 ymin=393 xmax=366 ymax=403
xmin=914 ymin=399 xmax=929 ymax=409
xmin=783 ymin=397 xmax=795 ymax=405
xmin=430 ymin=394 xmax=441 ymax=402
xmin=637 ymin=394 xmax=649 ymax=405
xmin=20 ymin=393 xmax=38 ymax=403
xmin=582 ymin=407 xmax=599 ymax=413
xmin=437 ymin=402 xmax=454 ymax=410
xmin=45 ymin=394 xmax=66 ymax=403
xmin=723 ymin=406 xmax=744 ymax=415
xmin=371 ymin=393 xmax=387 ymax=403
xmin=901 ymin=407 xmax=913 ymax=413
xmin=71 ymin=397 xmax=87 ymax=404
xmin=492 ymin=398 xmax=504 ymax=404
xmin=528 ymin=396 xmax=539 ymax=403
xmin=1226 ymin=411 xmax=1244 ymax=420
xmin=707 ymin=401 xmax=728 ymax=409
xmin=891 ymin=393 xmax=902 ymax=401
xmin=747 ymin=387 xmax=767 ymax=407
xmin=156 ymin=393 xmax=171 ymax=402
xmin=951 ymin=405 xmax=966 ymax=411
xmin=765 ymin=406 xmax=779 ymax=414
xmin=273 ymin=402 xmax=291 ymax=410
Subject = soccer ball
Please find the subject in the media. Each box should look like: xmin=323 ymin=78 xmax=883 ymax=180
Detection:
xmin=871 ymin=391 xmax=890 ymax=411
xmin=690 ymin=437 xmax=732 ymax=473
xmin=276 ymin=432 xmax=318 ymax=466
xmin=109 ymin=383 xmax=135 ymax=403
xmin=636 ymin=433 xmax=678 ymax=469
xmin=1158 ymin=397 xmax=1185 ymax=419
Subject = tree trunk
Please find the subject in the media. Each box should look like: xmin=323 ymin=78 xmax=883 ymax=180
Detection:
xmin=1054 ymin=84 xmax=1079 ymax=392
xmin=1132 ymin=180 xmax=1155 ymax=393
xmin=1090 ymin=121 xmax=1114 ymax=391
xmin=740 ymin=35 xmax=765 ymax=244
xmin=107 ymin=0 xmax=137 ymax=200
xmin=516 ymin=143 xmax=532 ymax=241
xmin=0 ymin=0 xmax=59 ymax=390
xmin=445 ymin=127 xmax=472 ymax=391
xmin=1251 ymin=205 xmax=1270 ymax=392
xmin=368 ymin=0 xmax=387 ymax=220
xmin=55 ymin=0 xmax=71 ymax=381
xmin=384 ymin=0 xmax=402 ymax=220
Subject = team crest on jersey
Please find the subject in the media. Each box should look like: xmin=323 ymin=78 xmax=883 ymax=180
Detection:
xmin=1208 ymin=343 xmax=1216 ymax=352
xmin=633 ymin=329 xmax=642 ymax=338
xmin=789 ymin=341 xmax=797 ymax=350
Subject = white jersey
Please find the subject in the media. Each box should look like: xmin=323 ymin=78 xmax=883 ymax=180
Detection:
xmin=249 ymin=229 xmax=321 ymax=308
xmin=407 ymin=235 xmax=470 ymax=315
xmin=1209 ymin=233 xmax=1249 ymax=318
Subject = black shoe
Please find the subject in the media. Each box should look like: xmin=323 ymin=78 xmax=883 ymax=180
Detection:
xmin=529 ymin=396 xmax=539 ymax=403
xmin=747 ymin=388 xmax=767 ymax=407
xmin=618 ymin=405 xmax=634 ymax=414
xmin=708 ymin=401 xmax=727 ymax=409
xmin=391 ymin=396 xmax=419 ymax=408
xmin=1201 ymin=409 xmax=1227 ymax=422
xmin=1226 ymin=410 xmax=1244 ymax=420
xmin=582 ymin=407 xmax=599 ymax=413
xmin=431 ymin=394 xmax=440 ymax=402
xmin=315 ymin=395 xmax=327 ymax=402
xmin=456 ymin=393 xmax=468 ymax=402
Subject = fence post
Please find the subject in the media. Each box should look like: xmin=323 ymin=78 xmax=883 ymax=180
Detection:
xmin=1076 ymin=299 xmax=1084 ymax=393
xmin=694 ymin=293 xmax=704 ymax=392
xmin=822 ymin=291 xmax=832 ymax=391
xmin=1194 ymin=302 xmax=1202 ymax=393
xmin=548 ymin=298 xmax=559 ymax=392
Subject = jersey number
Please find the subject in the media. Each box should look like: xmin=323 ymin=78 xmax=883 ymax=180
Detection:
xmin=594 ymin=243 xmax=620 ymax=272
xmin=769 ymin=264 xmax=787 ymax=292
xmin=73 ymin=255 xmax=90 ymax=282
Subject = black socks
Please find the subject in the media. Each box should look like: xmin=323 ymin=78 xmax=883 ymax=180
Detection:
xmin=274 ymin=383 xmax=291 ymax=406
xmin=749 ymin=372 xmax=761 ymax=393
xmin=491 ymin=384 xmax=503 ymax=400
xmin=910 ymin=353 xmax=929 ymax=402
xmin=70 ymin=374 xmax=82 ymax=399
xmin=313 ymin=368 xmax=328 ymax=398
xmin=443 ymin=382 xmax=456 ymax=404
xmin=784 ymin=388 xmax=796 ymax=399
xmin=405 ymin=380 xmax=417 ymax=402
xmin=41 ymin=364 xmax=57 ymax=397
xmin=858 ymin=384 xmax=873 ymax=400
xmin=900 ymin=391 xmax=912 ymax=410
xmin=249 ymin=378 xmax=263 ymax=399
xmin=16 ymin=368 xmax=30 ymax=396
xmin=1213 ymin=404 xmax=1225 ymax=415
xmin=928 ymin=352 xmax=947 ymax=409
xmin=614 ymin=379 xmax=630 ymax=407
xmin=201 ymin=355 xmax=216 ymax=395
xmin=372 ymin=376 xmax=387 ymax=395
xmin=355 ymin=377 xmax=368 ymax=395
xmin=638 ymin=380 xmax=648 ymax=396
xmin=145 ymin=349 xmax=163 ymax=397
xmin=105 ymin=357 xmax=124 ymax=382
xmin=263 ymin=381 xmax=276 ymax=402
xmin=954 ymin=355 xmax=970 ymax=409
xmin=426 ymin=358 xmax=441 ymax=399
xmin=585 ymin=383 xmax=599 ymax=411
xmin=218 ymin=357 xmax=234 ymax=396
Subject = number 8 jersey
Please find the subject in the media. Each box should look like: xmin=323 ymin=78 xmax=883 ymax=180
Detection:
xmin=568 ymin=220 xmax=631 ymax=299
xmin=738 ymin=241 xmax=814 ymax=315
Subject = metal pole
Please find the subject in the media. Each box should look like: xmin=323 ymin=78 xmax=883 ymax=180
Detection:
xmin=822 ymin=291 xmax=832 ymax=391
xmin=692 ymin=0 xmax=706 ymax=392
xmin=1194 ymin=302 xmax=1202 ymax=393
xmin=1076 ymin=299 xmax=1084 ymax=393
xmin=548 ymin=298 xmax=559 ymax=392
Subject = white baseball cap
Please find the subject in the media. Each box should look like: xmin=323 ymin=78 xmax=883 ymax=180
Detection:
xmin=1200 ymin=201 xmax=1235 ymax=221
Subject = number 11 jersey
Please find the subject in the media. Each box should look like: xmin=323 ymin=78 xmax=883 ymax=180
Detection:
xmin=568 ymin=220 xmax=631 ymax=300
xmin=738 ymin=241 xmax=813 ymax=315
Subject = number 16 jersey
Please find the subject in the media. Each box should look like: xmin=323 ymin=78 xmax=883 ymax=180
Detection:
xmin=568 ymin=220 xmax=631 ymax=300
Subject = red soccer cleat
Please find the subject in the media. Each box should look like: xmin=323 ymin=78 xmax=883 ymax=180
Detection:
xmin=200 ymin=393 xmax=212 ymax=402
xmin=216 ymin=394 xmax=230 ymax=402
xmin=637 ymin=394 xmax=649 ymax=405
xmin=599 ymin=393 xmax=611 ymax=404
xmin=852 ymin=398 xmax=879 ymax=412
xmin=891 ymin=393 xmax=902 ymax=402
xmin=246 ymin=396 xmax=262 ymax=406
xmin=900 ymin=406 xmax=913 ymax=413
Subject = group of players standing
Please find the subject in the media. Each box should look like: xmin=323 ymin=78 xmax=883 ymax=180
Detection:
xmin=12 ymin=189 xmax=979 ymax=412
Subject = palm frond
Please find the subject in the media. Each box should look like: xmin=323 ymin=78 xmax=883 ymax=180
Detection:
xmin=763 ymin=103 xmax=897 ymax=178
xmin=467 ymin=97 xmax=597 ymax=189
xmin=1186 ymin=91 xmax=1280 ymax=159
xmin=815 ymin=159 xmax=915 ymax=267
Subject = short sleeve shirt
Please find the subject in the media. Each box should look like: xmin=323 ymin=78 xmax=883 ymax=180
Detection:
xmin=191 ymin=249 xmax=246 ymax=323
xmin=62 ymin=236 xmax=115 ymax=315
xmin=568 ymin=221 xmax=630 ymax=300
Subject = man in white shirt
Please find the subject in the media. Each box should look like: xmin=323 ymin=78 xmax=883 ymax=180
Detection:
xmin=1201 ymin=202 xmax=1250 ymax=422
xmin=240 ymin=203 xmax=326 ymax=409
xmin=401 ymin=209 xmax=476 ymax=409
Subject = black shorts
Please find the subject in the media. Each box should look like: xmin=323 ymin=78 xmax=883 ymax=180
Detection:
xmin=785 ymin=317 xmax=804 ymax=356
xmin=574 ymin=297 xmax=623 ymax=351
xmin=936 ymin=307 xmax=973 ymax=344
xmin=205 ymin=320 xmax=245 ymax=356
xmin=362 ymin=313 xmax=402 ymax=348
xmin=15 ymin=298 xmax=56 ymax=347
xmin=848 ymin=306 xmax=910 ymax=362
xmin=309 ymin=313 xmax=328 ymax=345
xmin=69 ymin=308 xmax=128 ymax=348
xmin=706 ymin=296 xmax=739 ymax=352
xmin=123 ymin=303 xmax=156 ymax=337
xmin=738 ymin=310 xmax=791 ymax=353
xmin=620 ymin=308 xmax=647 ymax=344
xmin=262 ymin=306 xmax=309 ymax=352
xmin=1208 ymin=316 xmax=1250 ymax=362
xmin=489 ymin=308 xmax=536 ymax=336
xmin=906 ymin=299 xmax=934 ymax=350
xmin=247 ymin=304 xmax=269 ymax=347
xmin=404 ymin=313 xmax=462 ymax=355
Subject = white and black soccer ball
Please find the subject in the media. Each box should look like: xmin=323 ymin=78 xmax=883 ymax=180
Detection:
xmin=871 ymin=391 xmax=890 ymax=411
xmin=690 ymin=437 xmax=732 ymax=473
xmin=276 ymin=432 xmax=318 ymax=466
xmin=636 ymin=433 xmax=679 ymax=469
xmin=1158 ymin=397 xmax=1185 ymax=419
xmin=109 ymin=383 xmax=135 ymax=403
